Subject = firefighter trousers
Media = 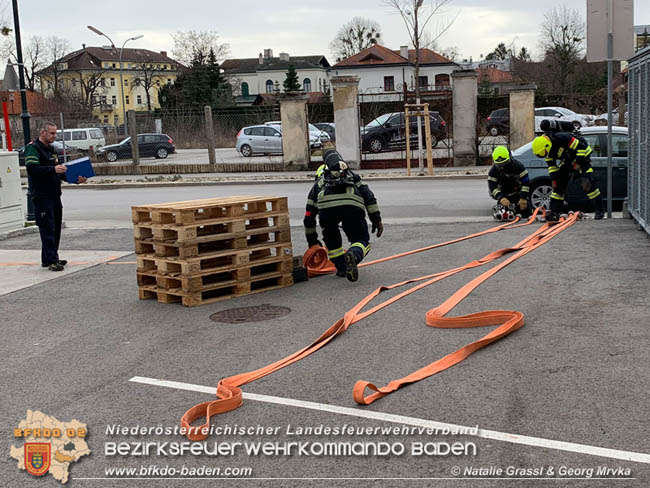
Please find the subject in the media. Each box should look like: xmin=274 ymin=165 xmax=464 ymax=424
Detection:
xmin=319 ymin=206 xmax=371 ymax=272
xmin=549 ymin=162 xmax=603 ymax=214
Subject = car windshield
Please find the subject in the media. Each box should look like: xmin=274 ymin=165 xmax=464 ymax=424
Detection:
xmin=365 ymin=114 xmax=393 ymax=128
xmin=308 ymin=124 xmax=321 ymax=132
xmin=119 ymin=137 xmax=130 ymax=144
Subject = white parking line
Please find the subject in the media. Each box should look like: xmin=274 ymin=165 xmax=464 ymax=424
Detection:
xmin=129 ymin=376 xmax=650 ymax=465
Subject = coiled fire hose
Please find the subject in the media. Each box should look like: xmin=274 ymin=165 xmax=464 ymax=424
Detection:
xmin=181 ymin=209 xmax=579 ymax=441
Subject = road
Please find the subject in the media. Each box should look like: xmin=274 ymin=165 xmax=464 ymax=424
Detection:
xmin=60 ymin=179 xmax=494 ymax=228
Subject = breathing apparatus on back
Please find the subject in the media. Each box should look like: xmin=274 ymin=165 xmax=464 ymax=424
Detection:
xmin=322 ymin=149 xmax=354 ymax=188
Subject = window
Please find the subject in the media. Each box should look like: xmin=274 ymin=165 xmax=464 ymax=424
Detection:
xmin=101 ymin=95 xmax=107 ymax=104
xmin=110 ymin=78 xmax=115 ymax=87
xmin=611 ymin=134 xmax=628 ymax=157
xmin=163 ymin=64 xmax=167 ymax=70
xmin=435 ymin=73 xmax=450 ymax=87
xmin=167 ymin=79 xmax=172 ymax=84
xmin=124 ymin=79 xmax=128 ymax=86
xmin=266 ymin=80 xmax=274 ymax=93
xmin=418 ymin=75 xmax=428 ymax=89
xmin=383 ymin=76 xmax=395 ymax=92
xmin=72 ymin=131 xmax=87 ymax=140
xmin=112 ymin=63 xmax=116 ymax=69
xmin=100 ymin=78 xmax=106 ymax=87
xmin=250 ymin=127 xmax=265 ymax=136
xmin=243 ymin=128 xmax=253 ymax=135
xmin=137 ymin=95 xmax=142 ymax=104
xmin=112 ymin=95 xmax=117 ymax=105
xmin=303 ymin=78 xmax=311 ymax=92
xmin=113 ymin=115 xmax=118 ymax=124
xmin=241 ymin=82 xmax=249 ymax=97
xmin=583 ymin=134 xmax=601 ymax=157
xmin=263 ymin=127 xmax=281 ymax=137
xmin=125 ymin=96 xmax=130 ymax=104
xmin=103 ymin=115 xmax=109 ymax=123
xmin=90 ymin=129 xmax=103 ymax=138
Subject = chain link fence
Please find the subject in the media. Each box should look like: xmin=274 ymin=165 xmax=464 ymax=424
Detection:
xmin=627 ymin=47 xmax=650 ymax=235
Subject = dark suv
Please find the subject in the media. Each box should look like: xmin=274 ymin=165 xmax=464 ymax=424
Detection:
xmin=96 ymin=133 xmax=176 ymax=162
xmin=487 ymin=108 xmax=509 ymax=136
xmin=361 ymin=112 xmax=447 ymax=153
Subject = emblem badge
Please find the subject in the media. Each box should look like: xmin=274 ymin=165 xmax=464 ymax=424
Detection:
xmin=24 ymin=443 xmax=51 ymax=476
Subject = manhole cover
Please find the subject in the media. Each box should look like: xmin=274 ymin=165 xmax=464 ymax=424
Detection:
xmin=210 ymin=304 xmax=291 ymax=324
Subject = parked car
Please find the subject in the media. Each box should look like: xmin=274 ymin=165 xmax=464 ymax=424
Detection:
xmin=264 ymin=121 xmax=331 ymax=144
xmin=56 ymin=127 xmax=105 ymax=151
xmin=95 ymin=133 xmax=175 ymax=162
xmin=511 ymin=126 xmax=628 ymax=211
xmin=487 ymin=108 xmax=509 ymax=136
xmin=361 ymin=111 xmax=447 ymax=153
xmin=235 ymin=124 xmax=322 ymax=157
xmin=595 ymin=108 xmax=628 ymax=126
xmin=534 ymin=107 xmax=594 ymax=132
xmin=314 ymin=122 xmax=336 ymax=142
xmin=16 ymin=141 xmax=81 ymax=166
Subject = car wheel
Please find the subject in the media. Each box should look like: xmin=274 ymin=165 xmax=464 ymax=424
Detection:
xmin=489 ymin=126 xmax=499 ymax=137
xmin=156 ymin=147 xmax=168 ymax=159
xmin=240 ymin=144 xmax=252 ymax=157
xmin=430 ymin=134 xmax=438 ymax=148
xmin=106 ymin=151 xmax=118 ymax=162
xmin=368 ymin=136 xmax=384 ymax=153
xmin=530 ymin=181 xmax=554 ymax=210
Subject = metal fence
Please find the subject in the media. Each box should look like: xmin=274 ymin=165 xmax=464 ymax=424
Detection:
xmin=627 ymin=47 xmax=650 ymax=235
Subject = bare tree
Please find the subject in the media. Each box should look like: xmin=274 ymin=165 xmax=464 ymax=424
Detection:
xmin=329 ymin=17 xmax=382 ymax=62
xmin=540 ymin=4 xmax=584 ymax=95
xmin=385 ymin=0 xmax=455 ymax=99
xmin=132 ymin=63 xmax=159 ymax=111
xmin=0 ymin=35 xmax=44 ymax=90
xmin=44 ymin=36 xmax=72 ymax=95
xmin=74 ymin=69 xmax=107 ymax=110
xmin=171 ymin=30 xmax=229 ymax=66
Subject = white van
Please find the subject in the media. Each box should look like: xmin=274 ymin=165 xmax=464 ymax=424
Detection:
xmin=56 ymin=128 xmax=105 ymax=151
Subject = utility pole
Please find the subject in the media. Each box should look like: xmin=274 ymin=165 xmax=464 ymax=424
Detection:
xmin=12 ymin=0 xmax=33 ymax=220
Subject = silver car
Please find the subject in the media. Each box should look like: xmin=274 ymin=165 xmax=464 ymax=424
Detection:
xmin=236 ymin=125 xmax=283 ymax=157
xmin=264 ymin=121 xmax=330 ymax=143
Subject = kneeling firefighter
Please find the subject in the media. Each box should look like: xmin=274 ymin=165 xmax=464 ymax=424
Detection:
xmin=488 ymin=146 xmax=531 ymax=219
xmin=304 ymin=149 xmax=383 ymax=282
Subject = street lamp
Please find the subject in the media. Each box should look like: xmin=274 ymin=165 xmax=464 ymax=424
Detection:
xmin=87 ymin=26 xmax=143 ymax=134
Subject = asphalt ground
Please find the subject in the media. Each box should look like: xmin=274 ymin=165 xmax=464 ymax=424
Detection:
xmin=1 ymin=219 xmax=649 ymax=487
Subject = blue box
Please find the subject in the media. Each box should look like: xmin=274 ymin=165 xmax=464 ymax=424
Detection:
xmin=64 ymin=157 xmax=95 ymax=184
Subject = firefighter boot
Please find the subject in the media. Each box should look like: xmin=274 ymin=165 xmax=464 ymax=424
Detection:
xmin=344 ymin=251 xmax=359 ymax=282
xmin=593 ymin=195 xmax=605 ymax=220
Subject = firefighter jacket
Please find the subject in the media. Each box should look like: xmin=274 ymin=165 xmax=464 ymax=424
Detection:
xmin=303 ymin=170 xmax=381 ymax=246
xmin=544 ymin=131 xmax=592 ymax=177
xmin=487 ymin=159 xmax=530 ymax=201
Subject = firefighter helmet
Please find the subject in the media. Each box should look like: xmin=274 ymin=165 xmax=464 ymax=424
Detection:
xmin=492 ymin=146 xmax=510 ymax=165
xmin=532 ymin=135 xmax=552 ymax=158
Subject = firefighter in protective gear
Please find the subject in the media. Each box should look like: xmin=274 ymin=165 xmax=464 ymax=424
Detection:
xmin=488 ymin=146 xmax=531 ymax=217
xmin=532 ymin=130 xmax=604 ymax=222
xmin=304 ymin=149 xmax=383 ymax=282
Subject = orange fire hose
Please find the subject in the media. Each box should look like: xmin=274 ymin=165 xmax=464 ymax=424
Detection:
xmin=181 ymin=210 xmax=577 ymax=441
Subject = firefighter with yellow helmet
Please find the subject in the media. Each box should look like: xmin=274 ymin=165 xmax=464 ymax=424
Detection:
xmin=531 ymin=126 xmax=604 ymax=221
xmin=488 ymin=146 xmax=531 ymax=218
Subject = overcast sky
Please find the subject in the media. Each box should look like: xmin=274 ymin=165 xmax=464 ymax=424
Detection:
xmin=11 ymin=0 xmax=650 ymax=63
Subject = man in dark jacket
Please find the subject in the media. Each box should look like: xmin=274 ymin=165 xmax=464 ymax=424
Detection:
xmin=304 ymin=149 xmax=383 ymax=282
xmin=25 ymin=122 xmax=85 ymax=271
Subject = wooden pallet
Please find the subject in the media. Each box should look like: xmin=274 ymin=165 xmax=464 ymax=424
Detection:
xmin=138 ymin=273 xmax=293 ymax=307
xmin=132 ymin=196 xmax=288 ymax=225
xmin=136 ymin=242 xmax=293 ymax=276
xmin=133 ymin=212 xmax=289 ymax=244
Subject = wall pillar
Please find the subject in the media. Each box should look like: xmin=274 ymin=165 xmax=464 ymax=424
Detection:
xmin=330 ymin=76 xmax=360 ymax=169
xmin=508 ymin=84 xmax=536 ymax=151
xmin=451 ymin=70 xmax=478 ymax=166
xmin=279 ymin=94 xmax=310 ymax=170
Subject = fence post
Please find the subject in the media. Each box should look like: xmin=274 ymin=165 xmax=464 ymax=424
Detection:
xmin=128 ymin=110 xmax=139 ymax=166
xmin=204 ymin=105 xmax=216 ymax=167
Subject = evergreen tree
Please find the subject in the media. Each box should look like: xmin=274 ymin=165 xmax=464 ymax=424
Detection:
xmin=283 ymin=64 xmax=301 ymax=93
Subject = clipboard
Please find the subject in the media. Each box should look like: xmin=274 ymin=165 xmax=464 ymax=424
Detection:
xmin=64 ymin=157 xmax=95 ymax=184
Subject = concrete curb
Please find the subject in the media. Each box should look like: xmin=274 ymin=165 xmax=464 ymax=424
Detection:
xmin=24 ymin=173 xmax=487 ymax=191
xmin=0 ymin=225 xmax=39 ymax=240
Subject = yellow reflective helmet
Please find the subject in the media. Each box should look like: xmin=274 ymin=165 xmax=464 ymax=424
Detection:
xmin=492 ymin=146 xmax=510 ymax=165
xmin=532 ymin=135 xmax=551 ymax=158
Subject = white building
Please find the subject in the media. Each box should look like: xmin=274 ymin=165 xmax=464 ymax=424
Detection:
xmin=222 ymin=49 xmax=331 ymax=103
xmin=332 ymin=44 xmax=461 ymax=99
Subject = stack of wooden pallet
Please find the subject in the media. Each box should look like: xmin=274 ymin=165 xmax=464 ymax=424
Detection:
xmin=132 ymin=196 xmax=293 ymax=307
